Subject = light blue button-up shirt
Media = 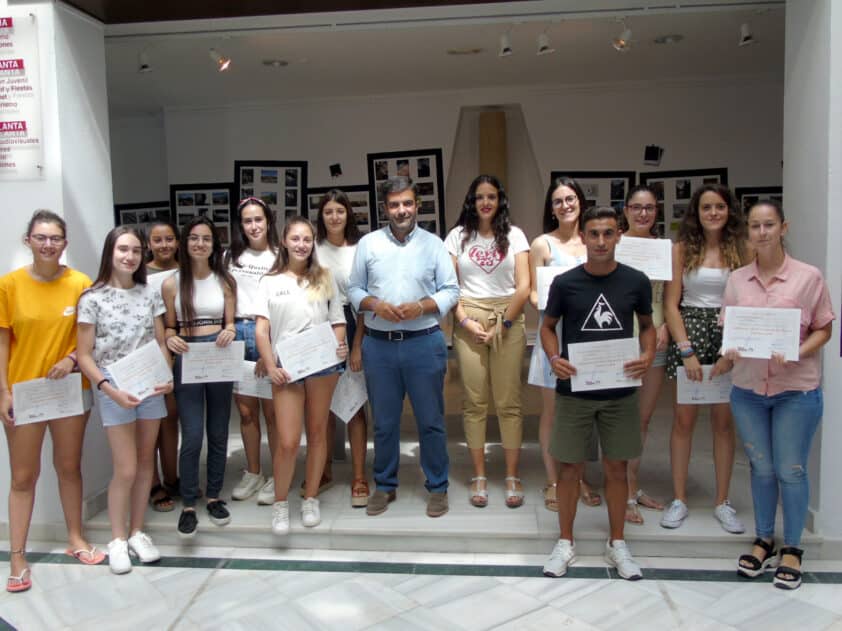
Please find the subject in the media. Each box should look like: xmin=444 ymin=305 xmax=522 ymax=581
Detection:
xmin=348 ymin=224 xmax=460 ymax=332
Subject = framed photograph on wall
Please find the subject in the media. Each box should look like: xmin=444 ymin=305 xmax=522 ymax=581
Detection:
xmin=169 ymin=182 xmax=235 ymax=247
xmin=113 ymin=201 xmax=172 ymax=233
xmin=735 ymin=186 xmax=783 ymax=215
xmin=366 ymin=148 xmax=445 ymax=237
xmin=640 ymin=168 xmax=728 ymax=239
xmin=234 ymin=160 xmax=309 ymax=230
xmin=306 ymin=184 xmax=373 ymax=234
xmin=549 ymin=170 xmax=637 ymax=216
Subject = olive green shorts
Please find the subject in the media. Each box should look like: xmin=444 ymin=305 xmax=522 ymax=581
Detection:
xmin=550 ymin=392 xmax=641 ymax=463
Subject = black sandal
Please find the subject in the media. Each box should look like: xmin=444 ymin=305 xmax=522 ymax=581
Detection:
xmin=774 ymin=546 xmax=804 ymax=590
xmin=149 ymin=484 xmax=175 ymax=513
xmin=737 ymin=537 xmax=778 ymax=578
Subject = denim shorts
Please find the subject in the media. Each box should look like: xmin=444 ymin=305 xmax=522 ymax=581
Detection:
xmin=288 ymin=361 xmax=344 ymax=384
xmin=95 ymin=369 xmax=167 ymax=427
xmin=235 ymin=319 xmax=259 ymax=361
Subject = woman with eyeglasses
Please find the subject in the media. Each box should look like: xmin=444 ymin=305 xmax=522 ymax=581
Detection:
xmin=1 ymin=210 xmax=105 ymax=594
xmin=619 ymin=185 xmax=668 ymax=524
xmin=527 ymin=176 xmax=600 ymax=512
xmin=145 ymin=220 xmax=180 ymax=513
xmin=662 ymin=184 xmax=748 ymax=533
xmin=314 ymin=190 xmax=368 ymax=507
xmin=225 ymin=198 xmax=280 ymax=506
xmin=161 ymin=217 xmax=237 ymax=539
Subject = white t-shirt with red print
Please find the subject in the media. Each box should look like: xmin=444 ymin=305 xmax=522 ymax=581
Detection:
xmin=444 ymin=225 xmax=529 ymax=299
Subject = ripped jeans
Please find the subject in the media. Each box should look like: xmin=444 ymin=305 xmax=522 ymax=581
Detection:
xmin=730 ymin=386 xmax=822 ymax=546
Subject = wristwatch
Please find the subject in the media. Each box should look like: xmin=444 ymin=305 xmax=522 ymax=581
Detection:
xmin=503 ymin=319 xmax=513 ymax=329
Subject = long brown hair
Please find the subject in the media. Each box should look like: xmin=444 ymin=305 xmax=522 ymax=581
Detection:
xmin=679 ymin=184 xmax=747 ymax=272
xmin=178 ymin=216 xmax=236 ymax=327
xmin=83 ymin=227 xmax=147 ymax=297
xmin=315 ymin=189 xmax=361 ymax=246
xmin=225 ymin=197 xmax=280 ymax=267
xmin=267 ymin=216 xmax=334 ymax=301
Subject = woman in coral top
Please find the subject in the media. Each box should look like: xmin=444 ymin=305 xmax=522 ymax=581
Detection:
xmin=0 ymin=210 xmax=105 ymax=594
xmin=721 ymin=199 xmax=833 ymax=590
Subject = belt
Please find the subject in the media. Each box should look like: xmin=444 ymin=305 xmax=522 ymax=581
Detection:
xmin=364 ymin=325 xmax=440 ymax=342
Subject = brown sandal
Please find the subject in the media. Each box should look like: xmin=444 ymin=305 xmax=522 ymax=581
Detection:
xmin=351 ymin=478 xmax=369 ymax=508
xmin=579 ymin=480 xmax=602 ymax=507
xmin=625 ymin=499 xmax=644 ymax=524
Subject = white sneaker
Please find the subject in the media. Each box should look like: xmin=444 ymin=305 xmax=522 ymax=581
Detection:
xmin=660 ymin=499 xmax=689 ymax=529
xmin=714 ymin=500 xmax=746 ymax=534
xmin=543 ymin=539 xmax=576 ymax=577
xmin=127 ymin=530 xmax=160 ymax=563
xmin=271 ymin=500 xmax=290 ymax=535
xmin=301 ymin=497 xmax=321 ymax=528
xmin=107 ymin=538 xmax=132 ymax=575
xmin=257 ymin=478 xmax=276 ymax=506
xmin=232 ymin=471 xmax=266 ymax=501
xmin=605 ymin=539 xmax=642 ymax=580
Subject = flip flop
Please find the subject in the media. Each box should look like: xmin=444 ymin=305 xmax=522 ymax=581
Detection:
xmin=625 ymin=499 xmax=644 ymax=525
xmin=149 ymin=484 xmax=175 ymax=512
xmin=65 ymin=545 xmax=106 ymax=565
xmin=6 ymin=567 xmax=31 ymax=593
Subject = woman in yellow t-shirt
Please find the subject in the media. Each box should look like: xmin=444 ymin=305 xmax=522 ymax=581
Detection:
xmin=0 ymin=210 xmax=105 ymax=594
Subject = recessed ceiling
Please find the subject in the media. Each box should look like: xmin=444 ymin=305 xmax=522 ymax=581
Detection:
xmin=101 ymin=3 xmax=785 ymax=116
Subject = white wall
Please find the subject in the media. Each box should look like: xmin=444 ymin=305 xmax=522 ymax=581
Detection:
xmin=110 ymin=112 xmax=168 ymax=204
xmin=784 ymin=0 xmax=842 ymax=542
xmin=154 ymin=76 xmax=784 ymax=237
xmin=0 ymin=0 xmax=114 ymax=530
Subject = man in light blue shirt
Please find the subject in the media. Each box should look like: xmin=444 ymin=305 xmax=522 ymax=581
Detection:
xmin=348 ymin=176 xmax=459 ymax=518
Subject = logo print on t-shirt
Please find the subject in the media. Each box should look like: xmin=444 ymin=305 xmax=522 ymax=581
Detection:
xmin=581 ymin=293 xmax=622 ymax=331
xmin=468 ymin=244 xmax=503 ymax=274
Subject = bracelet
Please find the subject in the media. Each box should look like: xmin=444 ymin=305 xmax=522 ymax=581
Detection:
xmin=679 ymin=347 xmax=696 ymax=359
xmin=417 ymin=301 xmax=425 ymax=315
xmin=96 ymin=378 xmax=109 ymax=391
xmin=549 ymin=354 xmax=560 ymax=363
xmin=677 ymin=340 xmax=692 ymax=350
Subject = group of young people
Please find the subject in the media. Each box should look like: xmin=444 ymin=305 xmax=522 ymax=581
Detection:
xmin=0 ymin=173 xmax=831 ymax=593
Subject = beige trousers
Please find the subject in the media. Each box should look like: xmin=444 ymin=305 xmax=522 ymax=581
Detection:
xmin=452 ymin=297 xmax=525 ymax=450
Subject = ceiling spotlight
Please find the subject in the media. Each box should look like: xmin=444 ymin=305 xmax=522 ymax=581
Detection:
xmin=612 ymin=22 xmax=632 ymax=52
xmin=498 ymin=32 xmax=513 ymax=57
xmin=536 ymin=32 xmax=555 ymax=56
xmin=209 ymin=48 xmax=231 ymax=72
xmin=137 ymin=50 xmax=152 ymax=74
xmin=739 ymin=23 xmax=756 ymax=47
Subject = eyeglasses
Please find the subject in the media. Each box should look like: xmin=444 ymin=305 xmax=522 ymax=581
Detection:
xmin=29 ymin=234 xmax=65 ymax=245
xmin=628 ymin=204 xmax=657 ymax=214
xmin=551 ymin=195 xmax=578 ymax=208
xmin=187 ymin=235 xmax=213 ymax=244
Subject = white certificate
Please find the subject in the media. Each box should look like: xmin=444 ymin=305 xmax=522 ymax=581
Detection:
xmin=677 ymin=365 xmax=733 ymax=405
xmin=537 ymin=265 xmax=575 ymax=310
xmin=722 ymin=306 xmax=801 ymax=361
xmin=232 ymin=361 xmax=273 ymax=400
xmin=181 ymin=341 xmax=245 ymax=384
xmin=567 ymin=337 xmax=642 ymax=392
xmin=12 ymin=373 xmax=83 ymax=425
xmin=330 ymin=370 xmax=368 ymax=424
xmin=107 ymin=340 xmax=173 ymax=400
xmin=275 ymin=322 xmax=340 ymax=381
xmin=615 ymin=236 xmax=673 ymax=281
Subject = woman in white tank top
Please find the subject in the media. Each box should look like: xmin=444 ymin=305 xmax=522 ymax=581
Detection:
xmin=162 ymin=217 xmax=237 ymax=539
xmin=662 ymin=184 xmax=749 ymax=533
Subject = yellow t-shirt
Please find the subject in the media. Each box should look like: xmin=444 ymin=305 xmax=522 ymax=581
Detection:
xmin=0 ymin=266 xmax=92 ymax=387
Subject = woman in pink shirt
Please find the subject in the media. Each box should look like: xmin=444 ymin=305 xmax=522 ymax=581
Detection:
xmin=721 ymin=199 xmax=834 ymax=590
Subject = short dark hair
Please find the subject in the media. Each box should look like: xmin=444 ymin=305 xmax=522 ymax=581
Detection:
xmin=26 ymin=209 xmax=66 ymax=238
xmin=380 ymin=176 xmax=417 ymax=200
xmin=581 ymin=206 xmax=619 ymax=229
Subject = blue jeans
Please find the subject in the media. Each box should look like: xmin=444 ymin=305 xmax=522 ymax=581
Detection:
xmin=730 ymin=385 xmax=822 ymax=546
xmin=174 ymin=333 xmax=234 ymax=507
xmin=235 ymin=319 xmax=259 ymax=361
xmin=362 ymin=330 xmax=449 ymax=493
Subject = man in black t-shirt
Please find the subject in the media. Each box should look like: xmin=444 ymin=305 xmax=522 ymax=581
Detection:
xmin=540 ymin=206 xmax=655 ymax=581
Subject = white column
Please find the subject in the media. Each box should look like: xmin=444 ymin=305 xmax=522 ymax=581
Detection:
xmin=784 ymin=0 xmax=842 ymax=548
xmin=0 ymin=0 xmax=113 ymax=536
